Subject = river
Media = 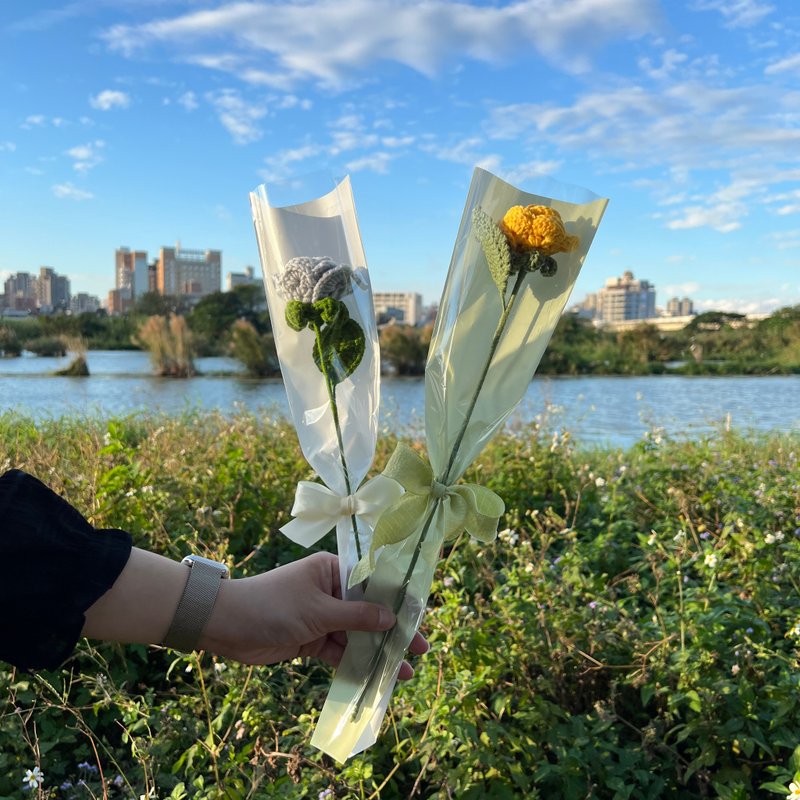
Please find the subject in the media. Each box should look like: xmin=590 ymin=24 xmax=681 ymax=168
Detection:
xmin=0 ymin=350 xmax=797 ymax=449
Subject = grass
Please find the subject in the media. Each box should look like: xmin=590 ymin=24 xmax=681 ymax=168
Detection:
xmin=0 ymin=411 xmax=798 ymax=799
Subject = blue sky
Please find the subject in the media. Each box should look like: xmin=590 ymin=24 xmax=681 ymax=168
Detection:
xmin=1 ymin=0 xmax=799 ymax=313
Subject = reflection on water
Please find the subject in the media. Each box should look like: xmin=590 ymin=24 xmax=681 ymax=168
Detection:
xmin=0 ymin=351 xmax=797 ymax=449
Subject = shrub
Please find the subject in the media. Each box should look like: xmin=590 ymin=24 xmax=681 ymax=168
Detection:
xmin=228 ymin=319 xmax=279 ymax=377
xmin=0 ymin=414 xmax=798 ymax=798
xmin=134 ymin=315 xmax=196 ymax=377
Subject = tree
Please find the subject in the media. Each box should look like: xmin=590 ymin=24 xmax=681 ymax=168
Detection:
xmin=379 ymin=324 xmax=430 ymax=375
xmin=187 ymin=291 xmax=242 ymax=343
xmin=134 ymin=292 xmax=185 ymax=317
xmin=228 ymin=319 xmax=278 ymax=377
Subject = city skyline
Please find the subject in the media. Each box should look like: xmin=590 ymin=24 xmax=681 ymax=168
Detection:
xmin=1 ymin=254 xmax=709 ymax=326
xmin=2 ymin=1 xmax=799 ymax=315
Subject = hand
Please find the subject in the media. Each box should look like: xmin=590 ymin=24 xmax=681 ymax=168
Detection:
xmin=201 ymin=552 xmax=429 ymax=678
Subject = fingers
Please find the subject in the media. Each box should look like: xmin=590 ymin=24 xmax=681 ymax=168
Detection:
xmin=397 ymin=633 xmax=429 ymax=679
xmin=398 ymin=660 xmax=415 ymax=680
xmin=408 ymin=631 xmax=429 ymax=656
xmin=323 ymin=598 xmax=396 ymax=634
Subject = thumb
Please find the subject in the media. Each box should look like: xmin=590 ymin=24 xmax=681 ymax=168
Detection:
xmin=322 ymin=597 xmax=396 ymax=634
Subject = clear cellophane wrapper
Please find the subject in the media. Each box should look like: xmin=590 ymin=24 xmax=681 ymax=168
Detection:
xmin=249 ymin=176 xmax=380 ymax=597
xmin=311 ymin=167 xmax=608 ymax=762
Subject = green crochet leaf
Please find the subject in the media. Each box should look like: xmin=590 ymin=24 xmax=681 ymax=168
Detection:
xmin=472 ymin=206 xmax=511 ymax=298
xmin=311 ymin=298 xmax=365 ymax=384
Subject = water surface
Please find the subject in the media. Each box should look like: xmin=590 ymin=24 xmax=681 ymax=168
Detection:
xmin=1 ymin=351 xmax=797 ymax=449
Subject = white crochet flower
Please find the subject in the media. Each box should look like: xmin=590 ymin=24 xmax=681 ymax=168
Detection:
xmin=276 ymin=256 xmax=355 ymax=303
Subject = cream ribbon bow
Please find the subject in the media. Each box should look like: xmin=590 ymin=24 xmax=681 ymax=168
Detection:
xmin=280 ymin=475 xmax=404 ymax=548
xmin=348 ymin=443 xmax=505 ymax=587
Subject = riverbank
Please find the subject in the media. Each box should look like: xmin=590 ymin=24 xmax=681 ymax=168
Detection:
xmin=1 ymin=413 xmax=798 ymax=798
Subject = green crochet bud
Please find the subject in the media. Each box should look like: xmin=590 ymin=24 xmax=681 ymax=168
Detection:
xmin=285 ymin=300 xmax=321 ymax=331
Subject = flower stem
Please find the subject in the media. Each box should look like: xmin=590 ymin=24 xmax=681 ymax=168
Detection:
xmin=351 ymin=502 xmax=438 ymax=720
xmin=313 ymin=324 xmax=363 ymax=562
xmin=442 ymin=266 xmax=528 ymax=484
xmin=351 ymin=266 xmax=529 ymax=720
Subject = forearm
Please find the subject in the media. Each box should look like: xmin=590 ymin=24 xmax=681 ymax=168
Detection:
xmin=81 ymin=547 xmax=190 ymax=645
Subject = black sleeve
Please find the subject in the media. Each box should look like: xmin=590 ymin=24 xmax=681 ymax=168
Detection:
xmin=0 ymin=469 xmax=132 ymax=670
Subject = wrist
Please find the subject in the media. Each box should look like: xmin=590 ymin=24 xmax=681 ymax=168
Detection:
xmin=162 ymin=555 xmax=229 ymax=653
xmin=197 ymin=577 xmax=246 ymax=657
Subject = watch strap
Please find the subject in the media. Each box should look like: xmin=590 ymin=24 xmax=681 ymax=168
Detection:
xmin=163 ymin=557 xmax=227 ymax=652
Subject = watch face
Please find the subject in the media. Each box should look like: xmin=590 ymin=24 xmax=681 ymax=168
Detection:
xmin=183 ymin=555 xmax=230 ymax=578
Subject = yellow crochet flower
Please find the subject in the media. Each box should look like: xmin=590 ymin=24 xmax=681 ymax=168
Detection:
xmin=501 ymin=205 xmax=579 ymax=256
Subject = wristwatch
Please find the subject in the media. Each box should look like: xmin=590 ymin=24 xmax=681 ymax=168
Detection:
xmin=163 ymin=555 xmax=230 ymax=653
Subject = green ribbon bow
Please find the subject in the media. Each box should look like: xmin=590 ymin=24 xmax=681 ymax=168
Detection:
xmin=348 ymin=443 xmax=505 ymax=587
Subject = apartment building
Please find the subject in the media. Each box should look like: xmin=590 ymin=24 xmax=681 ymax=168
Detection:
xmin=373 ymin=291 xmax=423 ymax=326
xmin=157 ymin=244 xmax=221 ymax=302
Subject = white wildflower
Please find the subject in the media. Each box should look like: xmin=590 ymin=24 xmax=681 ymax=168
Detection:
xmin=704 ymin=553 xmax=718 ymax=569
xmin=23 ymin=767 xmax=44 ymax=790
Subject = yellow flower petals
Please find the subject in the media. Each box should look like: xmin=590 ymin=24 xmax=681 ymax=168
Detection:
xmin=500 ymin=204 xmax=579 ymax=256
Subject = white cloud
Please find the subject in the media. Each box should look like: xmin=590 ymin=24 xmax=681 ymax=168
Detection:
xmin=272 ymin=94 xmax=312 ymax=110
xmin=0 ymin=141 xmax=16 ymax=152
xmin=23 ymin=114 xmax=46 ymax=128
xmin=695 ymin=296 xmax=784 ymax=314
xmin=52 ymin=182 xmax=94 ymax=201
xmin=690 ymin=0 xmax=775 ymax=28
xmin=769 ymin=230 xmax=800 ymax=249
xmin=666 ymin=202 xmax=744 ymax=233
xmin=638 ymin=48 xmax=688 ymax=79
xmin=765 ymin=53 xmax=800 ymax=75
xmin=206 ymin=89 xmax=267 ymax=144
xmin=21 ymin=114 xmax=70 ymax=129
xmin=66 ymin=140 xmax=105 ymax=173
xmin=346 ymin=152 xmax=394 ymax=173
xmin=89 ymin=89 xmax=130 ymax=110
xmin=101 ymin=0 xmax=661 ymax=86
xmin=500 ymin=159 xmax=563 ymax=184
xmin=663 ymin=281 xmax=702 ymax=295
xmin=381 ymin=135 xmax=415 ymax=147
xmin=178 ymin=91 xmax=198 ymax=111
xmin=489 ymin=79 xmax=800 ymax=232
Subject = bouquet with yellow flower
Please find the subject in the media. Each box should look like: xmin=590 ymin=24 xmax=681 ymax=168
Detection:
xmin=311 ymin=167 xmax=608 ymax=762
xmin=250 ymin=176 xmax=401 ymax=599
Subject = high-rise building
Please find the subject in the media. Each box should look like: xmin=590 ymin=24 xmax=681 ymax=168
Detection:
xmin=36 ymin=266 xmax=70 ymax=311
xmin=107 ymin=287 xmax=133 ymax=315
xmin=3 ymin=272 xmax=38 ymax=312
xmin=157 ymin=244 xmax=221 ymax=302
xmin=115 ymin=247 xmax=149 ymax=299
xmin=666 ymin=296 xmax=695 ymax=317
xmin=373 ymin=291 xmax=423 ymax=326
xmin=70 ymin=293 xmax=101 ymax=314
xmin=226 ymin=265 xmax=259 ymax=291
xmin=596 ymin=271 xmax=656 ymax=323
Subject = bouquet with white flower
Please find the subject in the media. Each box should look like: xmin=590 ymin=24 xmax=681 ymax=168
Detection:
xmin=311 ymin=167 xmax=608 ymax=762
xmin=250 ymin=176 xmax=401 ymax=599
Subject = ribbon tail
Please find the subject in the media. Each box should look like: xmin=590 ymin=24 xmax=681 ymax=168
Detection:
xmin=454 ymin=484 xmax=505 ymax=543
